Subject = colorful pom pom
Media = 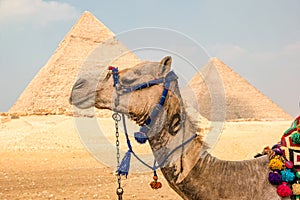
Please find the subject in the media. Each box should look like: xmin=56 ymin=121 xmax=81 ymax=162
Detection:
xmin=273 ymin=148 xmax=283 ymax=156
xmin=285 ymin=160 xmax=294 ymax=169
xmin=277 ymin=182 xmax=292 ymax=197
xmin=281 ymin=169 xmax=295 ymax=183
xmin=269 ymin=156 xmax=284 ymax=170
xmin=272 ymin=144 xmax=281 ymax=149
xmin=150 ymin=181 xmax=162 ymax=189
xmin=292 ymin=132 xmax=300 ymax=144
xmin=292 ymin=183 xmax=300 ymax=195
xmin=150 ymin=175 xmax=162 ymax=189
xmin=268 ymin=171 xmax=282 ymax=185
xmin=296 ymin=171 xmax=300 ymax=179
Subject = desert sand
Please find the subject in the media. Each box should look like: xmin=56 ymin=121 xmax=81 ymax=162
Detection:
xmin=0 ymin=115 xmax=291 ymax=199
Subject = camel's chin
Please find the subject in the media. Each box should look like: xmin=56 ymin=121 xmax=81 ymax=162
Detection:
xmin=74 ymin=103 xmax=93 ymax=109
xmin=71 ymin=97 xmax=95 ymax=109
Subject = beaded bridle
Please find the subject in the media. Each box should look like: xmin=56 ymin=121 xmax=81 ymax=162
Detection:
xmin=108 ymin=66 xmax=197 ymax=199
xmin=109 ymin=66 xmax=179 ymax=144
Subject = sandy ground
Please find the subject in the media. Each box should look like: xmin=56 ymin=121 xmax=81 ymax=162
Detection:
xmin=0 ymin=115 xmax=292 ymax=199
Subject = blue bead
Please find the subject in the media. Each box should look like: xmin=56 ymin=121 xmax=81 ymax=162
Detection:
xmin=134 ymin=132 xmax=148 ymax=144
xmin=145 ymin=118 xmax=152 ymax=125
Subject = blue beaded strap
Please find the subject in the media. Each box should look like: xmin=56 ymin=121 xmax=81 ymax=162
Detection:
xmin=122 ymin=78 xmax=164 ymax=93
xmin=108 ymin=66 xmax=178 ymax=144
xmin=109 ymin=66 xmax=177 ymax=94
xmin=109 ymin=66 xmax=119 ymax=87
xmin=134 ymin=71 xmax=178 ymax=144
xmin=118 ymin=112 xmax=197 ymax=177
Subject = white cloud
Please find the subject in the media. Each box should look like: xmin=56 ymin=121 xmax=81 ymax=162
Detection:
xmin=283 ymin=41 xmax=300 ymax=53
xmin=0 ymin=0 xmax=79 ymax=25
xmin=207 ymin=43 xmax=247 ymax=62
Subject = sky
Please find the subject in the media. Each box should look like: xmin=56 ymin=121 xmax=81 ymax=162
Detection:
xmin=0 ymin=0 xmax=299 ymax=117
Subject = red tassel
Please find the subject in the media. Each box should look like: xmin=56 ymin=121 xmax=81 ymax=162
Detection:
xmin=150 ymin=175 xmax=162 ymax=189
xmin=108 ymin=66 xmax=115 ymax=70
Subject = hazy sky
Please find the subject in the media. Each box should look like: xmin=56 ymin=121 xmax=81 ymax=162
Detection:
xmin=0 ymin=0 xmax=299 ymax=117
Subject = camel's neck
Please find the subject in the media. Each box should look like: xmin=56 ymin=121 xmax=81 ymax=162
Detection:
xmin=145 ymin=80 xmax=207 ymax=183
xmin=144 ymin=82 xmax=275 ymax=199
xmin=153 ymin=112 xmax=206 ymax=181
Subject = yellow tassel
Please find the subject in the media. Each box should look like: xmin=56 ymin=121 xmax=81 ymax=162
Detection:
xmin=293 ymin=183 xmax=300 ymax=195
xmin=269 ymin=156 xmax=284 ymax=170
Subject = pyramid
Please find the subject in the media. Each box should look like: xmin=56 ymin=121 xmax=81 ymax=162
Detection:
xmin=9 ymin=11 xmax=141 ymax=116
xmin=184 ymin=57 xmax=292 ymax=121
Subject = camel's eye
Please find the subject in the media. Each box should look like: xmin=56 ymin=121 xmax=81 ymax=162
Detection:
xmin=120 ymin=76 xmax=138 ymax=85
xmin=120 ymin=70 xmax=140 ymax=85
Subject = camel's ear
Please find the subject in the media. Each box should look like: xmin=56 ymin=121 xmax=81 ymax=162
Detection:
xmin=159 ymin=56 xmax=172 ymax=76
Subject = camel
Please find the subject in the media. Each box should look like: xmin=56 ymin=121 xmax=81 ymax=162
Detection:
xmin=69 ymin=56 xmax=282 ymax=200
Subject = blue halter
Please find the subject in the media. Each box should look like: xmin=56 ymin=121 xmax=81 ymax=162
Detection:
xmin=109 ymin=66 xmax=178 ymax=144
xmin=109 ymin=66 xmax=198 ymax=182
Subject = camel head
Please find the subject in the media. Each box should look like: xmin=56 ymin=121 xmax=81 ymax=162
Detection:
xmin=95 ymin=56 xmax=174 ymax=120
xmin=70 ymin=56 xmax=171 ymax=109
xmin=70 ymin=56 xmax=189 ymax=151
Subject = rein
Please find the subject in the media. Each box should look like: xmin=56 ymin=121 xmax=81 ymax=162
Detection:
xmin=108 ymin=66 xmax=197 ymax=192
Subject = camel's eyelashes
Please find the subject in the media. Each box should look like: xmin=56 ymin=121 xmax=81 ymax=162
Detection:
xmin=120 ymin=76 xmax=138 ymax=85
xmin=120 ymin=70 xmax=139 ymax=85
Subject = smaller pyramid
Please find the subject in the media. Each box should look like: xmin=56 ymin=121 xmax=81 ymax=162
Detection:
xmin=9 ymin=11 xmax=141 ymax=116
xmin=184 ymin=58 xmax=292 ymax=121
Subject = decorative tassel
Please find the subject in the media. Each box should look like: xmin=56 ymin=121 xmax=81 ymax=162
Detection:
xmin=292 ymin=132 xmax=300 ymax=144
xmin=268 ymin=171 xmax=282 ymax=185
xmin=134 ymin=132 xmax=148 ymax=144
xmin=150 ymin=171 xmax=162 ymax=189
xmin=281 ymin=169 xmax=295 ymax=183
xmin=273 ymin=147 xmax=283 ymax=156
xmin=292 ymin=182 xmax=300 ymax=195
xmin=269 ymin=156 xmax=284 ymax=170
xmin=272 ymin=144 xmax=280 ymax=149
xmin=117 ymin=150 xmax=132 ymax=177
xmin=285 ymin=160 xmax=294 ymax=169
xmin=277 ymin=182 xmax=292 ymax=197
xmin=296 ymin=171 xmax=300 ymax=179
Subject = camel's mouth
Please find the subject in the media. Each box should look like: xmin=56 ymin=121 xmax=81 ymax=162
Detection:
xmin=69 ymin=92 xmax=95 ymax=109
xmin=129 ymin=111 xmax=149 ymax=126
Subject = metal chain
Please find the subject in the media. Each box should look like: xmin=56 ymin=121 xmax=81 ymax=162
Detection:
xmin=113 ymin=112 xmax=123 ymax=200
